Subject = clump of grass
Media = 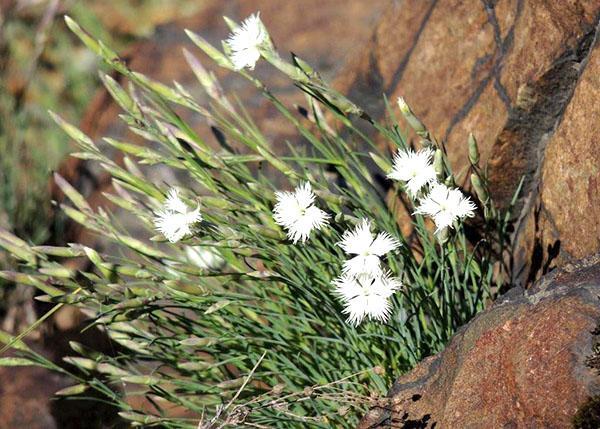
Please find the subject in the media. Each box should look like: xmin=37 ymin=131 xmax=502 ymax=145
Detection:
xmin=0 ymin=14 xmax=518 ymax=428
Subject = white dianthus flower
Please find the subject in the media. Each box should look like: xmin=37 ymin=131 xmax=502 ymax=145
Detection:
xmin=414 ymin=183 xmax=476 ymax=233
xmin=154 ymin=188 xmax=202 ymax=243
xmin=273 ymin=182 xmax=329 ymax=244
xmin=225 ymin=12 xmax=268 ymax=70
xmin=333 ymin=271 xmax=402 ymax=326
xmin=388 ymin=148 xmax=437 ymax=197
xmin=337 ymin=219 xmax=400 ymax=277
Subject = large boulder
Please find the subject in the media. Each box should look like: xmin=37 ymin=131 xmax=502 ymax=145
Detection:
xmin=358 ymin=254 xmax=600 ymax=428
xmin=335 ymin=0 xmax=600 ymax=284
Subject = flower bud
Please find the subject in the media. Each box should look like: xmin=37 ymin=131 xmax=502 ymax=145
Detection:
xmin=397 ymin=97 xmax=428 ymax=137
xmin=436 ymin=227 xmax=449 ymax=244
xmin=468 ymin=133 xmax=480 ymax=165
xmin=470 ymin=173 xmax=489 ymax=205
xmin=433 ymin=149 xmax=444 ymax=178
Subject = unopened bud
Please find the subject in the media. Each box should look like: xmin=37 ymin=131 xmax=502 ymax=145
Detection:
xmin=468 ymin=133 xmax=480 ymax=165
xmin=369 ymin=152 xmax=392 ymax=173
xmin=484 ymin=205 xmax=497 ymax=221
xmin=433 ymin=149 xmax=444 ymax=178
xmin=470 ymin=173 xmax=489 ymax=205
xmin=437 ymin=227 xmax=449 ymax=244
xmin=397 ymin=97 xmax=428 ymax=137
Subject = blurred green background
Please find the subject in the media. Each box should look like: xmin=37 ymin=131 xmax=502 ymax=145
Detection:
xmin=0 ymin=0 xmax=206 ymax=323
xmin=0 ymin=0 xmax=206 ymax=242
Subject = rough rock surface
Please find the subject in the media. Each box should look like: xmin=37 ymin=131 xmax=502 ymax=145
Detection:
xmin=334 ymin=0 xmax=600 ymax=282
xmin=517 ymin=39 xmax=600 ymax=283
xmin=358 ymin=255 xmax=600 ymax=428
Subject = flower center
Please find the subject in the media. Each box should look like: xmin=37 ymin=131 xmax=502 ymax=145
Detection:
xmin=294 ymin=202 xmax=307 ymax=216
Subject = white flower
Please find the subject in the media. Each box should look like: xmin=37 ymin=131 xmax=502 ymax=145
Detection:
xmin=273 ymin=182 xmax=329 ymax=244
xmin=333 ymin=272 xmax=401 ymax=326
xmin=337 ymin=219 xmax=400 ymax=277
xmin=414 ymin=183 xmax=476 ymax=233
xmin=388 ymin=148 xmax=437 ymax=197
xmin=225 ymin=12 xmax=267 ymax=70
xmin=154 ymin=188 xmax=202 ymax=243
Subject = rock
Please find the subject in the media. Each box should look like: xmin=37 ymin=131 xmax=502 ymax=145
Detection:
xmin=358 ymin=255 xmax=600 ymax=428
xmin=517 ymin=39 xmax=600 ymax=283
xmin=334 ymin=0 xmax=600 ymax=282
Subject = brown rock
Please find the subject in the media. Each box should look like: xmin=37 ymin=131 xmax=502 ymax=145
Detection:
xmin=337 ymin=0 xmax=598 ymax=201
xmin=358 ymin=255 xmax=600 ymax=428
xmin=517 ymin=39 xmax=600 ymax=283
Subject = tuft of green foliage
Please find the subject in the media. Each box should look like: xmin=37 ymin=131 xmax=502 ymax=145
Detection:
xmin=0 ymin=15 xmax=518 ymax=428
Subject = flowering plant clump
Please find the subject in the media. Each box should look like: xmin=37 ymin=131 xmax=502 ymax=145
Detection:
xmin=0 ymin=13 xmax=518 ymax=428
